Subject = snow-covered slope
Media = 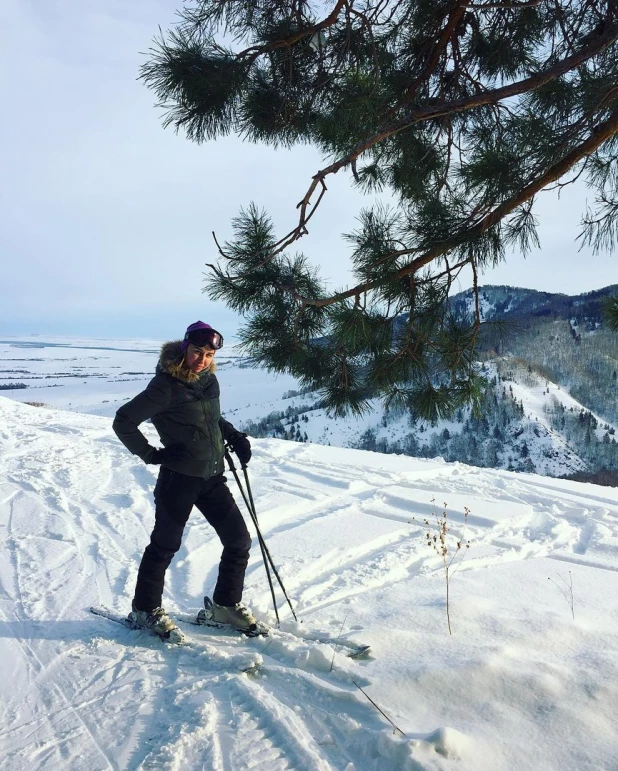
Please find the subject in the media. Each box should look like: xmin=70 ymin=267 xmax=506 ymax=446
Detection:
xmin=499 ymin=360 xmax=615 ymax=473
xmin=230 ymin=360 xmax=616 ymax=478
xmin=2 ymin=396 xmax=618 ymax=770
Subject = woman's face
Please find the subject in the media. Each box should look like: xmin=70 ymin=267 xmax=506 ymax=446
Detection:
xmin=185 ymin=343 xmax=215 ymax=373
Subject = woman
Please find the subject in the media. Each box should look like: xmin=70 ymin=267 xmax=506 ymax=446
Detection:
xmin=113 ymin=321 xmax=256 ymax=643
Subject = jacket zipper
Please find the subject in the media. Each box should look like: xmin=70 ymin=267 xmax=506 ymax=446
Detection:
xmin=200 ymin=397 xmax=219 ymax=474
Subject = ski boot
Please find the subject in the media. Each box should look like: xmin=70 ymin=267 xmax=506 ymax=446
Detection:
xmin=197 ymin=597 xmax=269 ymax=637
xmin=128 ymin=605 xmax=185 ymax=645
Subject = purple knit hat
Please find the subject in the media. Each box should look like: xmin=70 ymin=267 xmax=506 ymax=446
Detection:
xmin=181 ymin=321 xmax=213 ymax=353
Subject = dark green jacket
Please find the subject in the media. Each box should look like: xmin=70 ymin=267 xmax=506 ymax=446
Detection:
xmin=112 ymin=340 xmax=236 ymax=479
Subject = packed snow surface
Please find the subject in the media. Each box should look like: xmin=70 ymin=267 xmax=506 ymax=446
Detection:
xmin=2 ymin=395 xmax=618 ymax=770
xmin=1 ymin=336 xmax=618 ymax=769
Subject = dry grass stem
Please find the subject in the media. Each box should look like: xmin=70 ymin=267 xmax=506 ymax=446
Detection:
xmin=415 ymin=498 xmax=471 ymax=634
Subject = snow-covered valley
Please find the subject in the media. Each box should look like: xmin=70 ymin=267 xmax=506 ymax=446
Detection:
xmin=1 ymin=337 xmax=618 ymax=769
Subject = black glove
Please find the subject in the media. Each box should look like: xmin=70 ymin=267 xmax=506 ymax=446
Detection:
xmin=227 ymin=431 xmax=251 ymax=467
xmin=146 ymin=444 xmax=185 ymax=466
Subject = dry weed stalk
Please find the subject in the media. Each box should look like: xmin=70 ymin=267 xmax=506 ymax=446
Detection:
xmin=548 ymin=571 xmax=575 ymax=620
xmin=424 ymin=498 xmax=471 ymax=635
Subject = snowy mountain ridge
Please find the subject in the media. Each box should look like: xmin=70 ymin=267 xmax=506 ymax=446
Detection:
xmin=449 ymin=283 xmax=618 ymax=323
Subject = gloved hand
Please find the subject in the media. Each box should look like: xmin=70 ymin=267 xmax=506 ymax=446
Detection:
xmin=227 ymin=431 xmax=251 ymax=467
xmin=146 ymin=444 xmax=185 ymax=466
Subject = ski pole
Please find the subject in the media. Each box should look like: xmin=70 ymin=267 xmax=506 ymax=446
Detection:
xmin=225 ymin=450 xmax=280 ymax=625
xmin=241 ymin=465 xmax=298 ymax=623
xmin=225 ymin=448 xmax=298 ymax=622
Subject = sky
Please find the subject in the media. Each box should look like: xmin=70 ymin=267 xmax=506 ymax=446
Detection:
xmin=1 ymin=0 xmax=616 ymax=340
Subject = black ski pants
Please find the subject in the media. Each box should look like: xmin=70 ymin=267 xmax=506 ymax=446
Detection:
xmin=133 ymin=469 xmax=251 ymax=612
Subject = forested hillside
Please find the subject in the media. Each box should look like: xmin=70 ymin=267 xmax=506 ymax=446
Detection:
xmin=243 ymin=286 xmax=618 ymax=481
xmin=451 ymin=284 xmax=618 ymax=325
xmin=481 ymin=317 xmax=618 ymax=425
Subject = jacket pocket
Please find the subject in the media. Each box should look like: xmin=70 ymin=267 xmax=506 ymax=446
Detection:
xmin=187 ymin=426 xmax=213 ymax=460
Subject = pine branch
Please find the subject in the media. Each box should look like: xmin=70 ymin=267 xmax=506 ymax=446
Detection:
xmin=397 ymin=3 xmax=469 ymax=106
xmin=235 ymin=0 xmax=348 ymax=64
xmin=233 ymin=22 xmax=618 ymax=260
xmin=264 ymin=108 xmax=618 ymax=309
xmin=145 ymin=2 xmax=618 ymax=416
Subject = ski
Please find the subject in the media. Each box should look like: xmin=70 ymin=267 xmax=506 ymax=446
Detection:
xmin=175 ymin=598 xmax=372 ymax=659
xmin=179 ymin=614 xmax=371 ymax=659
xmin=89 ymin=606 xmax=262 ymax=673
xmin=177 ymin=612 xmax=270 ymax=638
xmin=91 ymin=603 xmax=371 ymax=660
xmin=297 ymin=634 xmax=371 ymax=659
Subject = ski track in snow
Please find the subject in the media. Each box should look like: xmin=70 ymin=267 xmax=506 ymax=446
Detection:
xmin=0 ymin=404 xmax=430 ymax=770
xmin=257 ymin=451 xmax=618 ymax=590
xmin=2 ymin=397 xmax=618 ymax=769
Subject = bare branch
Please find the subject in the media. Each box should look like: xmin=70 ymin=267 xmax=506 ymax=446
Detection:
xmin=467 ymin=0 xmax=542 ymax=9
xmin=282 ymin=108 xmax=618 ymax=308
xmin=212 ymin=230 xmax=231 ymax=259
xmin=398 ymin=3 xmax=469 ymax=106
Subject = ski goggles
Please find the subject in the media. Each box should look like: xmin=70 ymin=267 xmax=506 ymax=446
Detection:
xmin=184 ymin=327 xmax=224 ymax=350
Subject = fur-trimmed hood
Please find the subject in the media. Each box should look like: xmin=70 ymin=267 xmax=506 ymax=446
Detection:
xmin=157 ymin=340 xmax=217 ymax=384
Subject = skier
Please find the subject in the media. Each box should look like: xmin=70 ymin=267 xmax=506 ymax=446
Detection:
xmin=112 ymin=321 xmax=256 ymax=642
